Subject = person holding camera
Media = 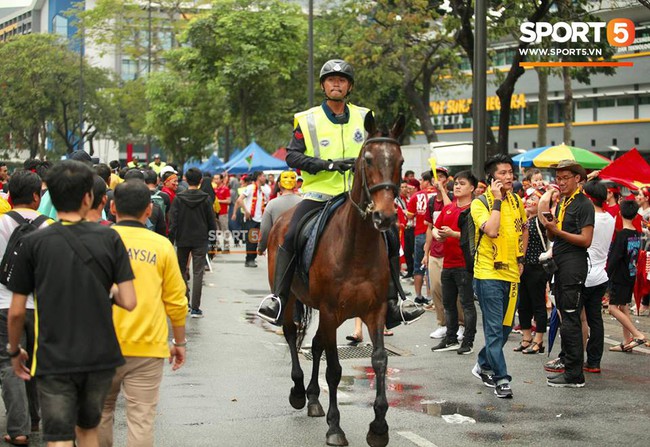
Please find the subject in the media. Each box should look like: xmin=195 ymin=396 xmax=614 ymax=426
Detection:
xmin=540 ymin=160 xmax=594 ymax=388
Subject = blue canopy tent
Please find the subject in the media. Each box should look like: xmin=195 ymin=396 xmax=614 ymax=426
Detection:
xmin=199 ymin=153 xmax=225 ymax=175
xmin=227 ymin=148 xmax=242 ymax=161
xmin=223 ymin=141 xmax=288 ymax=174
xmin=183 ymin=158 xmax=203 ymax=172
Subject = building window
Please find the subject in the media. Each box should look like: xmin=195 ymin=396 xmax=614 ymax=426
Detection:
xmin=576 ymin=100 xmax=593 ymax=109
xmin=121 ymin=59 xmax=138 ymax=81
xmin=638 ymin=95 xmax=650 ymax=105
xmin=524 ymin=104 xmax=538 ymax=125
xmin=617 ymin=97 xmax=634 ymax=107
xmin=597 ymin=98 xmax=615 ymax=108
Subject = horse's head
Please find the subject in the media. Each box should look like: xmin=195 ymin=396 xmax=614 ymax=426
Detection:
xmin=350 ymin=113 xmax=405 ymax=231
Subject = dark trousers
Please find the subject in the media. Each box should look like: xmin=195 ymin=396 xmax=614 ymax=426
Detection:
xmin=518 ymin=264 xmax=549 ymax=332
xmin=554 ymin=253 xmax=588 ymax=382
xmin=243 ymin=220 xmax=261 ymax=262
xmin=583 ymin=282 xmax=607 ymax=367
xmin=281 ymin=199 xmax=326 ymax=252
xmin=441 ymin=268 xmax=476 ymax=343
xmin=404 ymin=227 xmax=415 ymax=276
xmin=177 ymin=245 xmax=207 ymax=310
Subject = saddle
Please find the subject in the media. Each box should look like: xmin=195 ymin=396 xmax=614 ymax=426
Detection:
xmin=294 ymin=193 xmax=347 ymax=282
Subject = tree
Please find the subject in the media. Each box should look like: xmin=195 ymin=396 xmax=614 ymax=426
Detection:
xmin=182 ymin=0 xmax=306 ymax=150
xmin=145 ymin=70 xmax=221 ymax=166
xmin=0 ymin=33 xmax=117 ymax=158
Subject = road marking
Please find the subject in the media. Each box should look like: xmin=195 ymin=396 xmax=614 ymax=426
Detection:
xmin=397 ymin=431 xmax=439 ymax=447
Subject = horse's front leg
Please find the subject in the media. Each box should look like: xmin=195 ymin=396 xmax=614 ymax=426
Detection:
xmin=283 ymin=298 xmax=306 ymax=410
xmin=321 ymin=313 xmax=348 ymax=446
xmin=306 ymin=329 xmax=326 ymax=417
xmin=364 ymin=308 xmax=389 ymax=447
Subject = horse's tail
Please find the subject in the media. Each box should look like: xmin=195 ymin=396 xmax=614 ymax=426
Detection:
xmin=295 ymin=301 xmax=313 ymax=350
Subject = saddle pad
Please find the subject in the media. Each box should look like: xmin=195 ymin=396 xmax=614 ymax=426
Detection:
xmin=296 ymin=194 xmax=347 ymax=281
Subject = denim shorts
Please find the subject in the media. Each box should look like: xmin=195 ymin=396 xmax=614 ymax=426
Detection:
xmin=37 ymin=368 xmax=115 ymax=442
xmin=413 ymin=233 xmax=427 ymax=275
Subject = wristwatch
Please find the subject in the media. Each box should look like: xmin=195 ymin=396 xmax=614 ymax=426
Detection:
xmin=6 ymin=343 xmax=21 ymax=358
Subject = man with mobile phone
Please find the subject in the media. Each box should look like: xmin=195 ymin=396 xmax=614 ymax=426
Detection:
xmin=540 ymin=160 xmax=594 ymax=388
xmin=470 ymin=154 xmax=527 ymax=399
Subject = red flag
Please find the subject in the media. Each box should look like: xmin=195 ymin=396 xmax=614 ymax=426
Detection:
xmin=599 ymin=148 xmax=650 ymax=190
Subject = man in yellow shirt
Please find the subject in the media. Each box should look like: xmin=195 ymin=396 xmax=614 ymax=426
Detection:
xmin=148 ymin=154 xmax=167 ymax=175
xmin=99 ymin=180 xmax=187 ymax=447
xmin=471 ymin=154 xmax=527 ymax=399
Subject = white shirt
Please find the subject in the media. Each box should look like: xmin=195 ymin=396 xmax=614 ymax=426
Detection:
xmin=0 ymin=208 xmax=51 ymax=309
xmin=242 ymin=183 xmax=268 ymax=223
xmin=585 ymin=211 xmax=615 ymax=287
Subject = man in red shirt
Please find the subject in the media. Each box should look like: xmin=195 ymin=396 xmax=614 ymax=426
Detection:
xmin=214 ymin=173 xmax=232 ymax=253
xmin=429 ymin=171 xmax=478 ymax=355
xmin=407 ymin=169 xmax=451 ymax=307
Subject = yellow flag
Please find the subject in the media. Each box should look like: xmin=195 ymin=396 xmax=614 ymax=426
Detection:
xmin=428 ymin=157 xmax=438 ymax=182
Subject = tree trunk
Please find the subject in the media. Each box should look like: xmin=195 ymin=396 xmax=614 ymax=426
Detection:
xmin=562 ymin=66 xmax=573 ymax=145
xmin=224 ymin=125 xmax=231 ymax=161
xmin=536 ymin=68 xmax=548 ymax=147
xmin=404 ymin=81 xmax=438 ymax=143
xmin=239 ymin=88 xmax=248 ymax=146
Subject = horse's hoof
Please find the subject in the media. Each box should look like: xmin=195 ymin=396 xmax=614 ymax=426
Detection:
xmin=366 ymin=430 xmax=389 ymax=447
xmin=289 ymin=388 xmax=306 ymax=409
xmin=307 ymin=402 xmax=325 ymax=417
xmin=326 ymin=433 xmax=349 ymax=446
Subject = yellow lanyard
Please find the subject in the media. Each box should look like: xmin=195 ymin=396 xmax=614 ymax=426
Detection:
xmin=557 ymin=188 xmax=580 ymax=231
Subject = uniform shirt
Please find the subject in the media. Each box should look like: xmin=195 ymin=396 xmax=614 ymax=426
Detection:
xmin=552 ymin=193 xmax=595 ymax=257
xmin=472 ymin=193 xmax=526 ymax=283
xmin=112 ymin=221 xmax=187 ymax=358
xmin=7 ymin=222 xmax=134 ymax=376
xmin=423 ymin=195 xmax=445 ymax=258
xmin=434 ymin=201 xmax=469 ymax=269
xmin=407 ymin=189 xmax=435 ymax=236
xmin=215 ymin=185 xmax=231 ymax=216
xmin=241 ymin=183 xmax=268 ymax=223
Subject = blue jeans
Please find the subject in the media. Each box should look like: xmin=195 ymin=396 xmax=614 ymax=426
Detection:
xmin=413 ymin=234 xmax=427 ymax=276
xmin=474 ymin=279 xmax=517 ymax=384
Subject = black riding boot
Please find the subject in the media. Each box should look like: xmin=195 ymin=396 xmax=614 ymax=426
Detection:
xmin=258 ymin=246 xmax=296 ymax=326
xmin=386 ymin=255 xmax=425 ymax=330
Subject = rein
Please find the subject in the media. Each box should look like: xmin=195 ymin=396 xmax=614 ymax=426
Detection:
xmin=348 ymin=137 xmax=400 ymax=219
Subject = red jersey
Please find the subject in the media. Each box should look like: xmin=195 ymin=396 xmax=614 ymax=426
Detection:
xmin=434 ymin=201 xmax=469 ymax=269
xmin=215 ymin=185 xmax=230 ymax=216
xmin=422 ymin=193 xmax=445 ymax=258
xmin=407 ymin=189 xmax=435 ymax=235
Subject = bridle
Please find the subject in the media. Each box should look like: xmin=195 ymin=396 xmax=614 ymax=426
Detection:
xmin=348 ymin=137 xmax=401 ymax=219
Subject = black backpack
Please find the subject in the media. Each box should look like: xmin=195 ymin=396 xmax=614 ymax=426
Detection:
xmin=0 ymin=211 xmax=49 ymax=285
xmin=458 ymin=195 xmax=488 ymax=275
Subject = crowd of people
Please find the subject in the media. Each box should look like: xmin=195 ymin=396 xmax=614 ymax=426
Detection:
xmin=396 ymin=155 xmax=650 ymax=398
xmin=0 ymin=56 xmax=648 ymax=445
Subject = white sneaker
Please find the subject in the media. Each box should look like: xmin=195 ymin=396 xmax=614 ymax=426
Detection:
xmin=457 ymin=326 xmax=465 ymax=341
xmin=429 ymin=326 xmax=447 ymax=339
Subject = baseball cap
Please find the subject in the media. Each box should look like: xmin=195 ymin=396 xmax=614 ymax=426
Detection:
xmin=279 ymin=171 xmax=297 ymax=189
xmin=160 ymin=165 xmax=178 ymax=176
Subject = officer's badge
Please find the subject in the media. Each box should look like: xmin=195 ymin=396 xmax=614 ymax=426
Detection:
xmin=333 ymin=64 xmax=341 ymax=71
xmin=320 ymin=139 xmax=330 ymax=147
xmin=353 ymin=130 xmax=364 ymax=143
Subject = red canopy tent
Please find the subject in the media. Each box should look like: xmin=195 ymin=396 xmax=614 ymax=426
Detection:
xmin=272 ymin=147 xmax=287 ymax=161
xmin=598 ymin=148 xmax=650 ymax=190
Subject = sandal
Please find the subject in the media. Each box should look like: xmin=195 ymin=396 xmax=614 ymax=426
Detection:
xmin=609 ymin=343 xmax=631 ymax=352
xmin=345 ymin=334 xmax=362 ymax=344
xmin=513 ymin=339 xmax=532 ymax=352
xmin=3 ymin=434 xmax=29 ymax=446
xmin=623 ymin=338 xmax=648 ymax=351
xmin=522 ymin=341 xmax=545 ymax=354
xmin=383 ymin=330 xmax=394 ymax=337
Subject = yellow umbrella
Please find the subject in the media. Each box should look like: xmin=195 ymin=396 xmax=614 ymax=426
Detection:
xmin=531 ymin=143 xmax=610 ymax=169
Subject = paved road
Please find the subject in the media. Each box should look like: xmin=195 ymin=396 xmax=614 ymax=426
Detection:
xmin=2 ymin=252 xmax=649 ymax=446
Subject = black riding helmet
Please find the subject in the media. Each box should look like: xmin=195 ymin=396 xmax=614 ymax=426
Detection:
xmin=319 ymin=59 xmax=354 ymax=85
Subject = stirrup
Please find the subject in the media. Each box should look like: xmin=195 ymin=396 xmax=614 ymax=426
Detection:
xmin=257 ymin=294 xmax=282 ymax=324
xmin=399 ymin=298 xmax=424 ymax=325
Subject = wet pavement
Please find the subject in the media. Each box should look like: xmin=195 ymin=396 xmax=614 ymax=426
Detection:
xmin=2 ymin=251 xmax=649 ymax=446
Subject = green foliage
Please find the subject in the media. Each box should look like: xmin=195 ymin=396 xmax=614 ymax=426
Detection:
xmin=145 ymin=70 xmax=221 ymax=165
xmin=0 ymin=33 xmax=116 ymax=158
xmin=182 ymin=0 xmax=306 ymax=150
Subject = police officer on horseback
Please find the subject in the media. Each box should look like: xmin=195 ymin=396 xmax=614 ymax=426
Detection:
xmin=257 ymin=59 xmax=424 ymax=328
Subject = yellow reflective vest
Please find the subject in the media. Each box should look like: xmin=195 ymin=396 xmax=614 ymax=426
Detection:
xmin=295 ymin=103 xmax=369 ymax=198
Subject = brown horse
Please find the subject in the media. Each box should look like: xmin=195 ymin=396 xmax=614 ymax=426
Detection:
xmin=265 ymin=113 xmax=405 ymax=447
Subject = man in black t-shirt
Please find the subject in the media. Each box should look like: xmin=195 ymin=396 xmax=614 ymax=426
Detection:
xmin=540 ymin=160 xmax=594 ymax=388
xmin=6 ymin=160 xmax=136 ymax=445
